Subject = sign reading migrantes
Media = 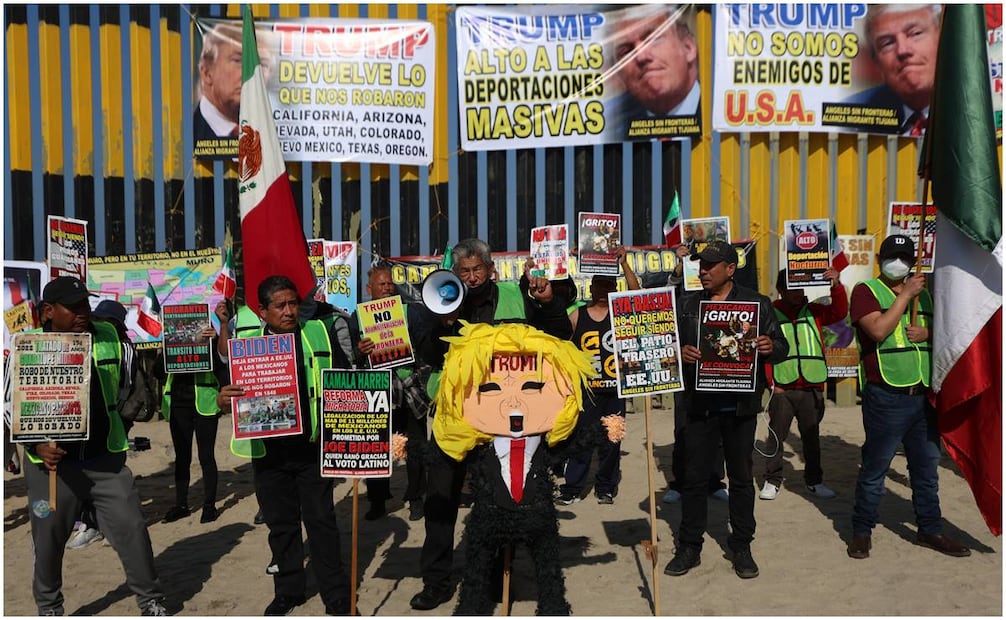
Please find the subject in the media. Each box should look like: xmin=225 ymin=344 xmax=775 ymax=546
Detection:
xmin=161 ymin=303 xmax=213 ymax=374
xmin=10 ymin=332 xmax=92 ymax=443
xmin=455 ymin=4 xmax=702 ymax=151
xmin=194 ymin=17 xmax=435 ymax=164
xmin=320 ymin=369 xmax=392 ymax=478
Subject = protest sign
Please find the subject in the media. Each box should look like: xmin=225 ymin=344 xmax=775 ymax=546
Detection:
xmin=9 ymin=332 xmax=91 ymax=442
xmin=887 ymin=202 xmax=937 ymax=273
xmin=229 ymin=333 xmax=302 ymax=440
xmin=609 ymin=287 xmax=684 ymax=398
xmin=162 ymin=303 xmax=213 ymax=373
xmin=47 ymin=216 xmax=88 ymax=282
xmin=529 ymin=225 xmax=570 ymax=280
xmin=682 ymin=216 xmax=731 ymax=291
xmin=193 ymin=17 xmax=435 ymax=163
xmin=87 ymin=248 xmax=225 ymax=350
xmin=696 ymin=301 xmax=760 ymax=392
xmin=307 ymin=239 xmax=327 ymax=302
xmin=784 ymin=218 xmax=832 ymax=287
xmin=3 ymin=261 xmax=47 ymax=355
xmin=320 ymin=369 xmax=392 ymax=478
xmin=455 ymin=5 xmax=702 ymax=150
xmin=323 ymin=241 xmax=358 ymax=313
xmin=356 ymin=295 xmax=415 ymax=369
xmin=578 ymin=212 xmax=622 ymax=276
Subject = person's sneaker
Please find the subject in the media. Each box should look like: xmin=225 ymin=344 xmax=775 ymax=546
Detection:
xmin=661 ymin=488 xmax=681 ymax=503
xmin=596 ymin=492 xmax=614 ymax=505
xmin=264 ymin=595 xmax=306 ymax=616
xmin=732 ymin=548 xmax=760 ymax=579
xmin=40 ymin=607 xmax=64 ymax=616
xmin=200 ymin=505 xmax=219 ymax=523
xmin=365 ymin=500 xmax=387 ymax=521
xmin=66 ymin=526 xmax=103 ymax=549
xmin=140 ymin=599 xmax=170 ymax=616
xmin=759 ymin=481 xmax=780 ymax=500
xmin=710 ymin=487 xmax=729 ymax=502
xmin=554 ymin=491 xmax=582 ymax=506
xmin=162 ymin=505 xmax=190 ymax=523
xmin=254 ymin=509 xmax=266 ymax=525
xmin=408 ymin=500 xmax=424 ymax=522
xmin=663 ymin=546 xmax=701 ymax=576
xmin=806 ymin=483 xmax=837 ymax=499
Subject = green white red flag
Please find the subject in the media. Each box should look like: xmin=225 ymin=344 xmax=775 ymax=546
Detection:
xmin=237 ymin=6 xmax=315 ymax=303
xmin=137 ymin=282 xmax=162 ymax=338
xmin=921 ymin=4 xmax=1002 ymax=536
xmin=213 ymin=245 xmax=237 ymax=300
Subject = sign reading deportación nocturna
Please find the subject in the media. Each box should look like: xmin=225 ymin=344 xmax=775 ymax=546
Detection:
xmin=194 ymin=18 xmax=435 ymax=164
xmin=456 ymin=5 xmax=702 ymax=151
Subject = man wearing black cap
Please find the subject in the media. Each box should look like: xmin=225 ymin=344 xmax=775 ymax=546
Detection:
xmin=4 ymin=276 xmax=168 ymax=615
xmin=663 ymin=240 xmax=787 ymax=580
xmin=846 ymin=234 xmax=970 ymax=560
xmin=557 ymin=247 xmax=639 ymax=505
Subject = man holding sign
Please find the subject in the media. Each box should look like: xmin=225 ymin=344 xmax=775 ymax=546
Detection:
xmin=217 ymin=276 xmax=353 ymax=616
xmin=5 ymin=276 xmax=167 ymax=616
xmin=664 ymin=241 xmax=787 ymax=580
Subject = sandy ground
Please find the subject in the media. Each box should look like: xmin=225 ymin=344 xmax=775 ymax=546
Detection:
xmin=3 ymin=398 xmax=1001 ymax=616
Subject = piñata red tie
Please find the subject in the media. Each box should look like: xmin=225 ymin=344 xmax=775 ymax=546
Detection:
xmin=510 ymin=438 xmax=526 ymax=503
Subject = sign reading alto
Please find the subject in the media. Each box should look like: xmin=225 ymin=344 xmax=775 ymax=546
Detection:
xmin=456 ymin=5 xmax=702 ymax=151
xmin=194 ymin=18 xmax=435 ymax=164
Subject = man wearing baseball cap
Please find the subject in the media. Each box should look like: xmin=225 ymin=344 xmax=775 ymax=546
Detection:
xmin=664 ymin=240 xmax=788 ymax=580
xmin=4 ymin=276 xmax=169 ymax=615
xmin=847 ymin=234 xmax=969 ymax=559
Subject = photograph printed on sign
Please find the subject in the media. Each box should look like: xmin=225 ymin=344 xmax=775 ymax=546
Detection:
xmin=696 ymin=300 xmax=760 ymax=392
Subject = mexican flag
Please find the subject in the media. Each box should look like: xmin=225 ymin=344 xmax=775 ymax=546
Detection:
xmin=922 ymin=4 xmax=1002 ymax=536
xmin=213 ymin=245 xmax=237 ymax=300
xmin=663 ymin=191 xmax=681 ymax=247
xmin=829 ymin=221 xmax=849 ymax=272
xmin=137 ymin=282 xmax=162 ymax=338
xmin=237 ymin=6 xmax=315 ymax=304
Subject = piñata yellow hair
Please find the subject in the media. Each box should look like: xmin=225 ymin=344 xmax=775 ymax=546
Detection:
xmin=432 ymin=321 xmax=596 ymax=462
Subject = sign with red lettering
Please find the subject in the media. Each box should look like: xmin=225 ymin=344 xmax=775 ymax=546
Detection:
xmin=356 ymin=295 xmax=414 ymax=369
xmin=320 ymin=369 xmax=392 ymax=478
xmin=228 ymin=333 xmax=303 ymax=440
xmin=608 ymin=287 xmax=684 ymax=397
xmin=162 ymin=303 xmax=213 ymax=373
xmin=696 ymin=301 xmax=760 ymax=392
xmin=578 ymin=212 xmax=622 ymax=276
xmin=10 ymin=332 xmax=92 ymax=443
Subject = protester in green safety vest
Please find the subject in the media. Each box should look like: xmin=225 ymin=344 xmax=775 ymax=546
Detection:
xmin=4 ymin=276 xmax=168 ymax=616
xmin=847 ymin=234 xmax=969 ymax=560
xmin=408 ymin=238 xmax=572 ymax=612
xmin=759 ymin=268 xmax=847 ymax=502
xmin=160 ymin=300 xmax=230 ymax=525
xmin=216 ymin=275 xmax=353 ymax=616
xmin=351 ymin=264 xmax=434 ymax=523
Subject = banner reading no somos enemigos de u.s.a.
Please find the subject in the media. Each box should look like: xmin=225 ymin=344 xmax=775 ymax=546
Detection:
xmin=194 ymin=17 xmax=435 ymax=164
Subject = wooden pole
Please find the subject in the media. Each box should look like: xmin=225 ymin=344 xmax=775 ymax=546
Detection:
xmin=501 ymin=544 xmax=511 ymax=616
xmin=48 ymin=440 xmax=57 ymax=511
xmin=644 ymin=397 xmax=660 ymax=616
xmin=351 ymin=479 xmax=359 ymax=617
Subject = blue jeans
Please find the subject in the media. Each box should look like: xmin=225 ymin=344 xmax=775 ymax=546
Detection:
xmin=851 ymin=383 xmax=943 ymax=536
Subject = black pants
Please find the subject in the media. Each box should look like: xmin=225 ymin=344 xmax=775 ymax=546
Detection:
xmin=670 ymin=393 xmax=725 ymax=492
xmin=679 ymin=411 xmax=757 ymax=552
xmin=365 ymin=406 xmax=428 ymax=503
xmin=252 ymin=452 xmax=350 ymax=606
xmin=763 ymin=389 xmax=825 ymax=486
xmin=419 ymin=438 xmax=467 ymax=589
xmin=561 ymin=393 xmax=624 ymax=496
xmin=168 ymin=406 xmax=219 ymax=508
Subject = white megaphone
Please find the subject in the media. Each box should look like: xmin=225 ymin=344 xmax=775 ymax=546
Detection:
xmin=421 ymin=269 xmax=466 ymax=316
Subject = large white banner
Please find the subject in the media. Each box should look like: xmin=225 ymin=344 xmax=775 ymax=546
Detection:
xmin=194 ymin=18 xmax=435 ymax=164
xmin=712 ymin=4 xmax=1003 ymax=137
xmin=456 ymin=5 xmax=702 ymax=151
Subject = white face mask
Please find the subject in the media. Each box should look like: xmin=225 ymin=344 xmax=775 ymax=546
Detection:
xmin=881 ymin=258 xmax=912 ymax=280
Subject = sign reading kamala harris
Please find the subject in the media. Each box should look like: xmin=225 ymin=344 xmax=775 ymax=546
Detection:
xmin=194 ymin=17 xmax=435 ymax=164
xmin=456 ymin=5 xmax=702 ymax=151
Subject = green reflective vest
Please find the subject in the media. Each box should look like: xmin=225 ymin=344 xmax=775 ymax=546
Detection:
xmin=858 ymin=279 xmax=932 ymax=388
xmin=162 ymin=372 xmax=220 ymax=419
xmin=26 ymin=322 xmax=127 ymax=464
xmin=230 ymin=319 xmax=333 ymax=459
xmin=234 ymin=305 xmax=263 ymax=338
xmin=773 ymin=306 xmax=828 ymax=385
xmin=426 ymin=281 xmax=526 ymax=398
